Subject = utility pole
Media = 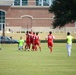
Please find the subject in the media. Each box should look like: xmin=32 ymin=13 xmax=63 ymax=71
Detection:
xmin=2 ymin=24 xmax=5 ymax=36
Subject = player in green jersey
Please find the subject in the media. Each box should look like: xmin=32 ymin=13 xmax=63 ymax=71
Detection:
xmin=66 ymin=32 xmax=74 ymax=56
xmin=18 ymin=36 xmax=24 ymax=50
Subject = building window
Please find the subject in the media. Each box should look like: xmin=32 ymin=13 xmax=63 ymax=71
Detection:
xmin=22 ymin=0 xmax=28 ymax=6
xmin=14 ymin=0 xmax=28 ymax=6
xmin=14 ymin=0 xmax=20 ymax=6
xmin=13 ymin=0 xmax=51 ymax=6
xmin=43 ymin=0 xmax=49 ymax=6
xmin=0 ymin=11 xmax=5 ymax=23
xmin=0 ymin=11 xmax=5 ymax=31
xmin=36 ymin=0 xmax=42 ymax=6
xmin=36 ymin=0 xmax=52 ymax=6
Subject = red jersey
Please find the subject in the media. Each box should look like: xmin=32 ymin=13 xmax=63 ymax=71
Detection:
xmin=47 ymin=34 xmax=55 ymax=47
xmin=30 ymin=32 xmax=33 ymax=44
xmin=35 ymin=35 xmax=40 ymax=46
xmin=35 ymin=35 xmax=40 ymax=43
xmin=47 ymin=34 xmax=54 ymax=43
xmin=26 ymin=33 xmax=31 ymax=44
xmin=32 ymin=34 xmax=36 ymax=45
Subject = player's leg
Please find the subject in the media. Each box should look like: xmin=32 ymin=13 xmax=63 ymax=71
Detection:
xmin=48 ymin=45 xmax=52 ymax=53
xmin=39 ymin=46 xmax=41 ymax=51
xmin=22 ymin=46 xmax=23 ymax=50
xmin=25 ymin=42 xmax=27 ymax=50
xmin=68 ymin=44 xmax=72 ymax=56
xmin=34 ymin=43 xmax=38 ymax=51
xmin=35 ymin=45 xmax=37 ymax=51
xmin=67 ymin=44 xmax=71 ymax=56
xmin=32 ymin=41 xmax=36 ymax=51
xmin=18 ymin=46 xmax=21 ymax=50
xmin=38 ymin=43 xmax=41 ymax=51
xmin=49 ymin=46 xmax=52 ymax=52
xmin=18 ymin=46 xmax=20 ymax=50
xmin=25 ymin=43 xmax=30 ymax=51
xmin=50 ymin=43 xmax=53 ymax=52
xmin=32 ymin=44 xmax=35 ymax=51
xmin=48 ymin=42 xmax=53 ymax=53
xmin=38 ymin=42 xmax=41 ymax=51
xmin=67 ymin=44 xmax=69 ymax=56
xmin=28 ymin=44 xmax=30 ymax=51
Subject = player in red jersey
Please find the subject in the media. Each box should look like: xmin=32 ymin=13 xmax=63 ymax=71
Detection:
xmin=25 ymin=31 xmax=31 ymax=51
xmin=29 ymin=31 xmax=33 ymax=45
xmin=46 ymin=31 xmax=55 ymax=53
xmin=35 ymin=32 xmax=41 ymax=51
xmin=32 ymin=32 xmax=36 ymax=51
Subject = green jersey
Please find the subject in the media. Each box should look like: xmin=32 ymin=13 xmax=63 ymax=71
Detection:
xmin=18 ymin=39 xmax=24 ymax=46
xmin=67 ymin=35 xmax=74 ymax=44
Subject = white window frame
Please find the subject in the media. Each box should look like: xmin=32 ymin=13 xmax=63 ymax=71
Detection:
xmin=36 ymin=0 xmax=51 ymax=6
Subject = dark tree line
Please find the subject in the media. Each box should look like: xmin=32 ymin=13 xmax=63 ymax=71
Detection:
xmin=49 ymin=0 xmax=76 ymax=28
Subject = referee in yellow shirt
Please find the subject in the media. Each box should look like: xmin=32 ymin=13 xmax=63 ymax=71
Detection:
xmin=66 ymin=32 xmax=74 ymax=56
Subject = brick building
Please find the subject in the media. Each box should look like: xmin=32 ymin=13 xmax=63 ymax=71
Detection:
xmin=0 ymin=0 xmax=75 ymax=32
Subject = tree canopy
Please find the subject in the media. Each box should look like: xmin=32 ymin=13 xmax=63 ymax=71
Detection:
xmin=49 ymin=0 xmax=76 ymax=28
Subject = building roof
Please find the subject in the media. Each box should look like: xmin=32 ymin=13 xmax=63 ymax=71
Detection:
xmin=0 ymin=0 xmax=14 ymax=6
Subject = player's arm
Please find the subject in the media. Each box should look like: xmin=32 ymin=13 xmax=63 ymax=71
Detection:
xmin=53 ymin=35 xmax=55 ymax=39
xmin=23 ymin=40 xmax=25 ymax=45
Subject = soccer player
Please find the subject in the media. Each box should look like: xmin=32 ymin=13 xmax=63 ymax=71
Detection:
xmin=35 ymin=32 xmax=41 ymax=51
xmin=32 ymin=32 xmax=36 ymax=51
xmin=25 ymin=31 xmax=31 ymax=51
xmin=66 ymin=32 xmax=74 ymax=56
xmin=46 ymin=31 xmax=55 ymax=53
xmin=29 ymin=31 xmax=33 ymax=47
xmin=18 ymin=36 xmax=24 ymax=50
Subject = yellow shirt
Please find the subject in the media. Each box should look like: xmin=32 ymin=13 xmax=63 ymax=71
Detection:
xmin=67 ymin=35 xmax=74 ymax=44
xmin=18 ymin=39 xmax=24 ymax=46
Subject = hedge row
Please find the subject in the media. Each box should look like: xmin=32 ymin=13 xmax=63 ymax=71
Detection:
xmin=41 ymin=39 xmax=76 ymax=43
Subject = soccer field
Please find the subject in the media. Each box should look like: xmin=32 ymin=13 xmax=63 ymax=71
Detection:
xmin=0 ymin=43 xmax=76 ymax=75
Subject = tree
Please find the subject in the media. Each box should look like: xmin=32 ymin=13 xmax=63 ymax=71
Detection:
xmin=49 ymin=0 xmax=76 ymax=28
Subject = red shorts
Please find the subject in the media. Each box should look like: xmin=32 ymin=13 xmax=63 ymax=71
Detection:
xmin=48 ymin=42 xmax=53 ymax=47
xmin=35 ymin=42 xmax=40 ymax=46
xmin=26 ymin=41 xmax=31 ymax=45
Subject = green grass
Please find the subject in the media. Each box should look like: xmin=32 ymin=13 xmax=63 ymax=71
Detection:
xmin=0 ymin=43 xmax=76 ymax=75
